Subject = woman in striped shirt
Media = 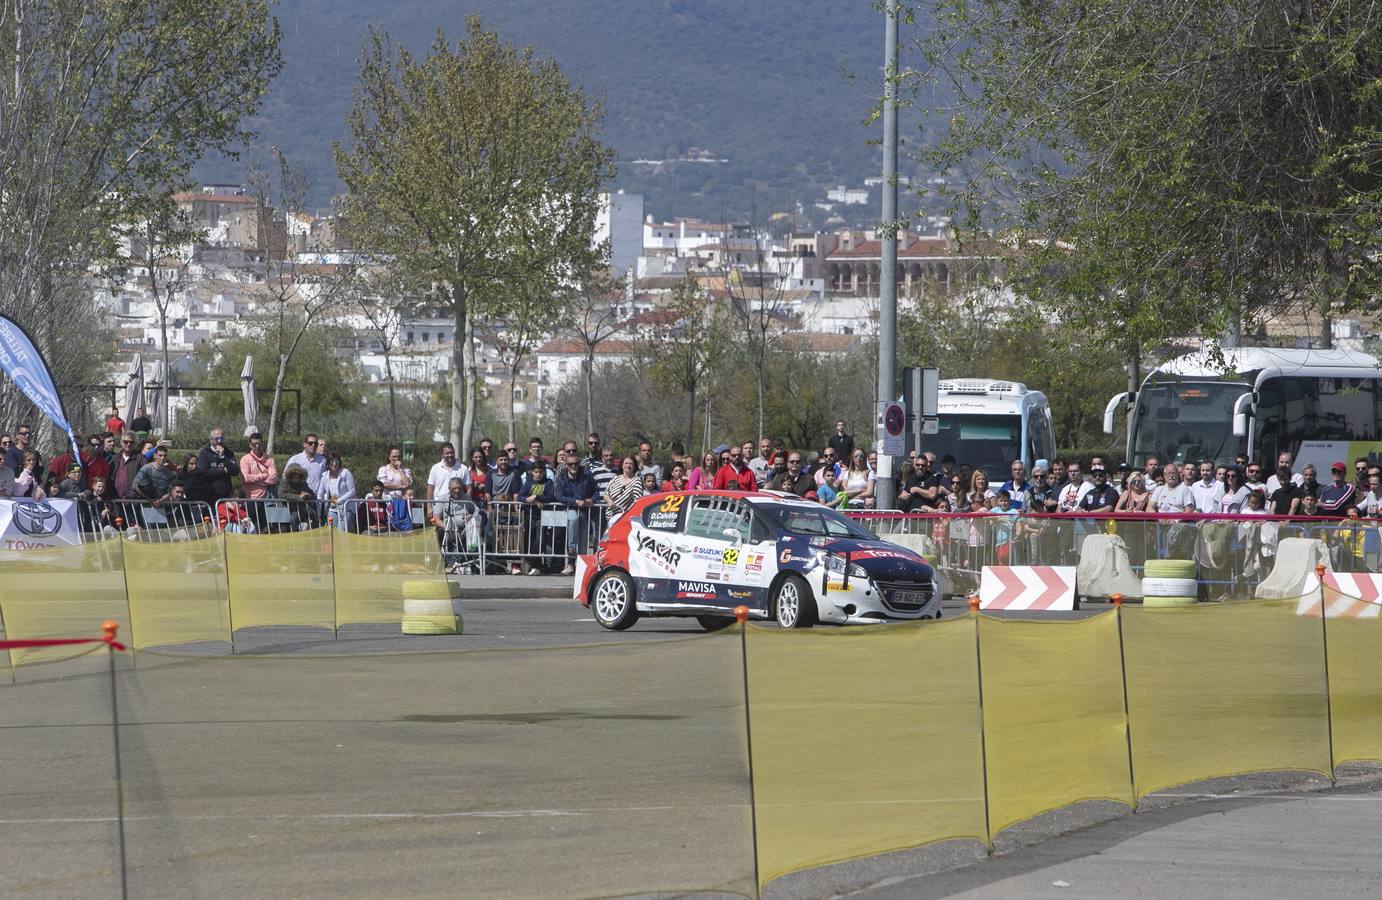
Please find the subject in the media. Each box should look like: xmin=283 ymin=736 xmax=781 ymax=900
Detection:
xmin=604 ymin=455 xmax=644 ymax=516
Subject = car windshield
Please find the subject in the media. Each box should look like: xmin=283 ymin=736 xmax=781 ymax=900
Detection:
xmin=756 ymin=503 xmax=877 ymax=540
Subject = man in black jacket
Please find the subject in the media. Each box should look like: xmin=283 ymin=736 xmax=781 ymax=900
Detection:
xmin=194 ymin=427 xmax=240 ymax=505
xmin=770 ymin=452 xmax=816 ymax=497
xmin=827 ymin=420 xmax=854 ymax=463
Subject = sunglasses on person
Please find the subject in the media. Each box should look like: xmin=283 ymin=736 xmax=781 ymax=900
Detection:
xmin=587 ymin=439 xmax=599 ymax=445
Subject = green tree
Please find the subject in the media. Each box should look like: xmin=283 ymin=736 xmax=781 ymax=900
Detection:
xmin=0 ymin=0 xmax=280 ymax=431
xmin=641 ymin=277 xmax=735 ymax=452
xmin=912 ymin=0 xmax=1382 ymax=348
xmin=334 ymin=19 xmax=615 ymax=454
xmin=250 ymin=149 xmax=356 ymax=453
xmin=349 ymin=265 xmax=427 ymax=444
xmin=190 ymin=329 xmax=362 ymax=435
xmin=497 ymin=279 xmax=566 ymax=445
xmin=562 ymin=267 xmax=625 ymax=437
xmin=115 ymin=192 xmax=204 ymax=432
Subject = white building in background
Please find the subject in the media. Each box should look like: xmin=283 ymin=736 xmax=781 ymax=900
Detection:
xmin=826 ymin=185 xmax=870 ymax=205
xmin=594 ymin=191 xmax=645 ymax=278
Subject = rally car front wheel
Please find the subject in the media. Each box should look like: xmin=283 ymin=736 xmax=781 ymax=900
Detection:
xmin=591 ymin=570 xmax=639 ymax=631
xmin=772 ymin=575 xmax=816 ymax=629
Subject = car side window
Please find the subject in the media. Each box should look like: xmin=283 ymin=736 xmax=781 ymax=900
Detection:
xmin=686 ymin=496 xmax=751 ymax=541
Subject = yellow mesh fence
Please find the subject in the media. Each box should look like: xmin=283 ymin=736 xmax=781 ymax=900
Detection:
xmin=121 ymin=533 xmax=232 ymax=648
xmin=1121 ymin=598 xmax=1332 ymax=797
xmin=331 ymin=530 xmax=447 ymax=626
xmin=223 ymin=531 xmax=335 ymax=631
xmin=0 ymin=538 xmax=131 ymax=668
xmin=85 ymin=635 xmax=752 ymax=898
xmin=1322 ymin=587 xmax=1382 ymax=764
xmin=978 ymin=612 xmax=1134 ymax=833
xmin=746 ymin=618 xmax=986 ymax=887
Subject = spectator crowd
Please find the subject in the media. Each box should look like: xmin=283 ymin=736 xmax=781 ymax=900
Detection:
xmin=3 ymin=412 xmax=1378 ymax=576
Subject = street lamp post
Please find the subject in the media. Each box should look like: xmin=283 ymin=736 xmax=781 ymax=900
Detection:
xmin=875 ymin=0 xmax=900 ymax=510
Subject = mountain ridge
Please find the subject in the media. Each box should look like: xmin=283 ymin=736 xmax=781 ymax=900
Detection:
xmin=198 ymin=0 xmax=935 ymax=223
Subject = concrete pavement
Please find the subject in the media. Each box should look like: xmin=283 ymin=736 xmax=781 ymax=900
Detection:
xmin=841 ymin=774 xmax=1382 ymax=899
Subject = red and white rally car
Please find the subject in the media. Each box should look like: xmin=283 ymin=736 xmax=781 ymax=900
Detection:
xmin=574 ymin=491 xmax=939 ymax=630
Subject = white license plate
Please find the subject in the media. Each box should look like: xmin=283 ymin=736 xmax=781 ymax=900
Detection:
xmin=891 ymin=591 xmax=925 ymax=605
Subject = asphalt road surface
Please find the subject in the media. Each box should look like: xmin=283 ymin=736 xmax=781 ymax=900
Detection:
xmin=3 ymin=593 xmax=1378 ymax=899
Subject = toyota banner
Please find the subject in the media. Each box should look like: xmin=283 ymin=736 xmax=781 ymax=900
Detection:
xmin=0 ymin=498 xmax=82 ymax=550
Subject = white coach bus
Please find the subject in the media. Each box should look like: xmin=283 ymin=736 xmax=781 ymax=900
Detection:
xmin=924 ymin=379 xmax=1055 ymax=480
xmin=1104 ymin=347 xmax=1382 ymax=469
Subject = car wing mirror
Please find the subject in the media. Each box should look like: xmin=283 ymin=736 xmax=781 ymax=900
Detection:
xmin=722 ymin=528 xmax=744 ymax=543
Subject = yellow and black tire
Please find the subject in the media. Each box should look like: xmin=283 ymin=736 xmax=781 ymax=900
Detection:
xmin=1143 ymin=595 xmax=1197 ymax=608
xmin=1143 ymin=559 xmax=1197 ymax=580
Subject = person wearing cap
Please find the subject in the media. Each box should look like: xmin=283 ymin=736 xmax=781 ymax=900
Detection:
xmin=1077 ymin=464 xmax=1119 ymax=513
xmin=1318 ymin=461 xmax=1358 ymax=518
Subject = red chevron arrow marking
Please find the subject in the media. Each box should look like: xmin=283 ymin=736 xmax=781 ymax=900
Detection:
xmin=1028 ymin=566 xmax=1073 ymax=611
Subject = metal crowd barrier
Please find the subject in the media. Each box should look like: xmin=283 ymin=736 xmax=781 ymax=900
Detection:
xmin=87 ymin=498 xmax=219 ymax=543
xmin=320 ymin=497 xmax=610 ymax=574
xmin=212 ymin=497 xmax=327 ymax=533
xmin=850 ymin=510 xmax=1382 ymax=600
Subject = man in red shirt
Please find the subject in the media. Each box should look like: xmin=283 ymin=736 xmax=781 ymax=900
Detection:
xmin=713 ymin=444 xmax=758 ymax=492
xmin=105 ymin=407 xmax=125 ymax=438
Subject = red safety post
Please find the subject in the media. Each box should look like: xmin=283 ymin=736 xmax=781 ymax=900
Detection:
xmin=734 ymin=605 xmax=749 ymax=624
xmin=968 ymin=595 xmax=980 ymax=612
xmin=1111 ymin=593 xmax=1123 ymax=607
xmin=1316 ymin=563 xmax=1327 ymax=580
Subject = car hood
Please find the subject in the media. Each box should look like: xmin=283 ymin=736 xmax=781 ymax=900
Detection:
xmin=781 ymin=535 xmax=934 ymax=581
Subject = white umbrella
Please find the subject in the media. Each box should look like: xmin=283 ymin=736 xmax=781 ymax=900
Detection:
xmin=240 ymin=355 xmax=258 ymax=437
xmin=121 ymin=353 xmax=144 ymax=425
xmin=147 ymin=359 xmax=166 ymax=432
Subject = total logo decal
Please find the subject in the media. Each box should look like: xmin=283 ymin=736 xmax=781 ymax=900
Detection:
xmin=851 ymin=548 xmax=917 ymax=561
xmin=676 ymin=581 xmax=717 ymax=600
xmin=637 ymin=533 xmax=682 ymax=571
xmin=744 ymin=552 xmax=764 ymax=575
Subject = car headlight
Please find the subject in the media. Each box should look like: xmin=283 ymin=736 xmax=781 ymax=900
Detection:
xmin=825 ymin=554 xmax=868 ymax=578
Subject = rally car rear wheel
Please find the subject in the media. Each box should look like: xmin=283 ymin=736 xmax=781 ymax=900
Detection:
xmin=591 ymin=570 xmax=639 ymax=631
xmin=773 ymin=575 xmax=816 ymax=629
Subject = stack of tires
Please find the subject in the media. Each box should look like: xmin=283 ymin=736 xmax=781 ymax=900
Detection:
xmin=401 ymin=579 xmax=463 ymax=634
xmin=1141 ymin=559 xmax=1198 ymax=607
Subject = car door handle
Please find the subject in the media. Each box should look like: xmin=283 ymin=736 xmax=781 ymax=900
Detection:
xmin=674 ymin=544 xmax=691 ymax=553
